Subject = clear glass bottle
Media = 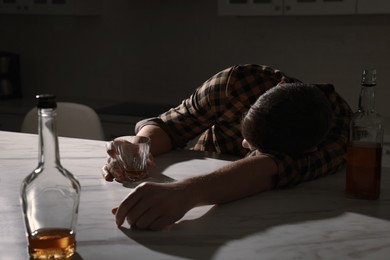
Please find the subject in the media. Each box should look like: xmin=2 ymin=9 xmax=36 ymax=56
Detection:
xmin=20 ymin=94 xmax=81 ymax=259
xmin=346 ymin=69 xmax=383 ymax=200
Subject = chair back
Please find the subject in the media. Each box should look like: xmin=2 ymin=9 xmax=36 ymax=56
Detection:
xmin=21 ymin=102 xmax=105 ymax=140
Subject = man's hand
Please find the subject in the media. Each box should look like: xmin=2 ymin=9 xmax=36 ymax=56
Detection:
xmin=102 ymin=139 xmax=154 ymax=182
xmin=113 ymin=181 xmax=193 ymax=231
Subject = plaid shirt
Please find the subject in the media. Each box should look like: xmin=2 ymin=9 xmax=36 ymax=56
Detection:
xmin=135 ymin=64 xmax=352 ymax=188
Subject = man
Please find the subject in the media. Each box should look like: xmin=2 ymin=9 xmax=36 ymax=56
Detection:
xmin=102 ymin=64 xmax=352 ymax=230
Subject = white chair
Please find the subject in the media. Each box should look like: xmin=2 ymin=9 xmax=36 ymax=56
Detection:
xmin=21 ymin=102 xmax=105 ymax=140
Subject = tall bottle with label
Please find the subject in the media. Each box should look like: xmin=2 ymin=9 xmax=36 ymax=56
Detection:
xmin=346 ymin=69 xmax=383 ymax=200
xmin=20 ymin=94 xmax=81 ymax=259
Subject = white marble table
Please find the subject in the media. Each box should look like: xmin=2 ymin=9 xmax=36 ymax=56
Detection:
xmin=1 ymin=131 xmax=390 ymax=260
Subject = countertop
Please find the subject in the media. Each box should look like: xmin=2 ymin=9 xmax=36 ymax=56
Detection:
xmin=1 ymin=131 xmax=390 ymax=259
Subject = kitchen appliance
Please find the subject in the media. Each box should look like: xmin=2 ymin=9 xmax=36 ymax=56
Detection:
xmin=0 ymin=51 xmax=21 ymax=99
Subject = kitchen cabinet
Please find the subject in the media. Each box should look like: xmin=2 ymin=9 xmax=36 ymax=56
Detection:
xmin=284 ymin=0 xmax=356 ymax=15
xmin=218 ymin=0 xmax=390 ymax=16
xmin=0 ymin=0 xmax=100 ymax=16
xmin=357 ymin=0 xmax=390 ymax=14
xmin=218 ymin=0 xmax=284 ymax=16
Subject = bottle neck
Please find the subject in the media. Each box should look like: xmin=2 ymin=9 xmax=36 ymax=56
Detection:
xmin=358 ymin=84 xmax=376 ymax=115
xmin=38 ymin=108 xmax=61 ymax=167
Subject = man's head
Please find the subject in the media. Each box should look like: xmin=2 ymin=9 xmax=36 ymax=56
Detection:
xmin=241 ymin=83 xmax=332 ymax=155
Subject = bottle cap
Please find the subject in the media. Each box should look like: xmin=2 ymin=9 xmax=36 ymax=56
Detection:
xmin=36 ymin=94 xmax=57 ymax=109
xmin=361 ymin=69 xmax=377 ymax=86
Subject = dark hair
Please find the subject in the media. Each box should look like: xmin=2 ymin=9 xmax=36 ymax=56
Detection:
xmin=241 ymin=83 xmax=332 ymax=155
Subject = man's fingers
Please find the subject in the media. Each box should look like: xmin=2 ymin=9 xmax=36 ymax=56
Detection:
xmin=112 ymin=207 xmax=118 ymax=215
xmin=131 ymin=206 xmax=161 ymax=230
xmin=106 ymin=141 xmax=117 ymax=157
xmin=115 ymin=190 xmax=142 ymax=227
xmin=147 ymin=153 xmax=155 ymax=167
xmin=149 ymin=216 xmax=174 ymax=231
xmin=102 ymin=156 xmax=128 ymax=182
xmin=102 ymin=165 xmax=114 ymax=182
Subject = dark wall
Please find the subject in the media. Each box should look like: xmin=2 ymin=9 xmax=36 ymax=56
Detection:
xmin=1 ymin=0 xmax=390 ymax=115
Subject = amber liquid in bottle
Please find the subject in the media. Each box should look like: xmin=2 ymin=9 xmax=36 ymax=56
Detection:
xmin=28 ymin=228 xmax=76 ymax=259
xmin=346 ymin=142 xmax=382 ymax=199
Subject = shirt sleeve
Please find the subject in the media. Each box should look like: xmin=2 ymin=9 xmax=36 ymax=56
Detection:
xmin=265 ymin=84 xmax=352 ymax=188
xmin=135 ymin=66 xmax=235 ymax=149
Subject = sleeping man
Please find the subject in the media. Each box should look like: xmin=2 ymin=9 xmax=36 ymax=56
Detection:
xmin=102 ymin=64 xmax=352 ymax=230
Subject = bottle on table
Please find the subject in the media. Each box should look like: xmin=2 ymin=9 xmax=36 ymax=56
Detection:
xmin=346 ymin=69 xmax=383 ymax=200
xmin=20 ymin=94 xmax=81 ymax=259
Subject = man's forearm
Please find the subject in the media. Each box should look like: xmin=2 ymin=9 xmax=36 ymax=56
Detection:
xmin=182 ymin=154 xmax=277 ymax=207
xmin=113 ymin=153 xmax=277 ymax=230
xmin=136 ymin=124 xmax=173 ymax=156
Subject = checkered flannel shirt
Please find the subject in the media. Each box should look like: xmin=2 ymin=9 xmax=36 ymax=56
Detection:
xmin=135 ymin=64 xmax=352 ymax=188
